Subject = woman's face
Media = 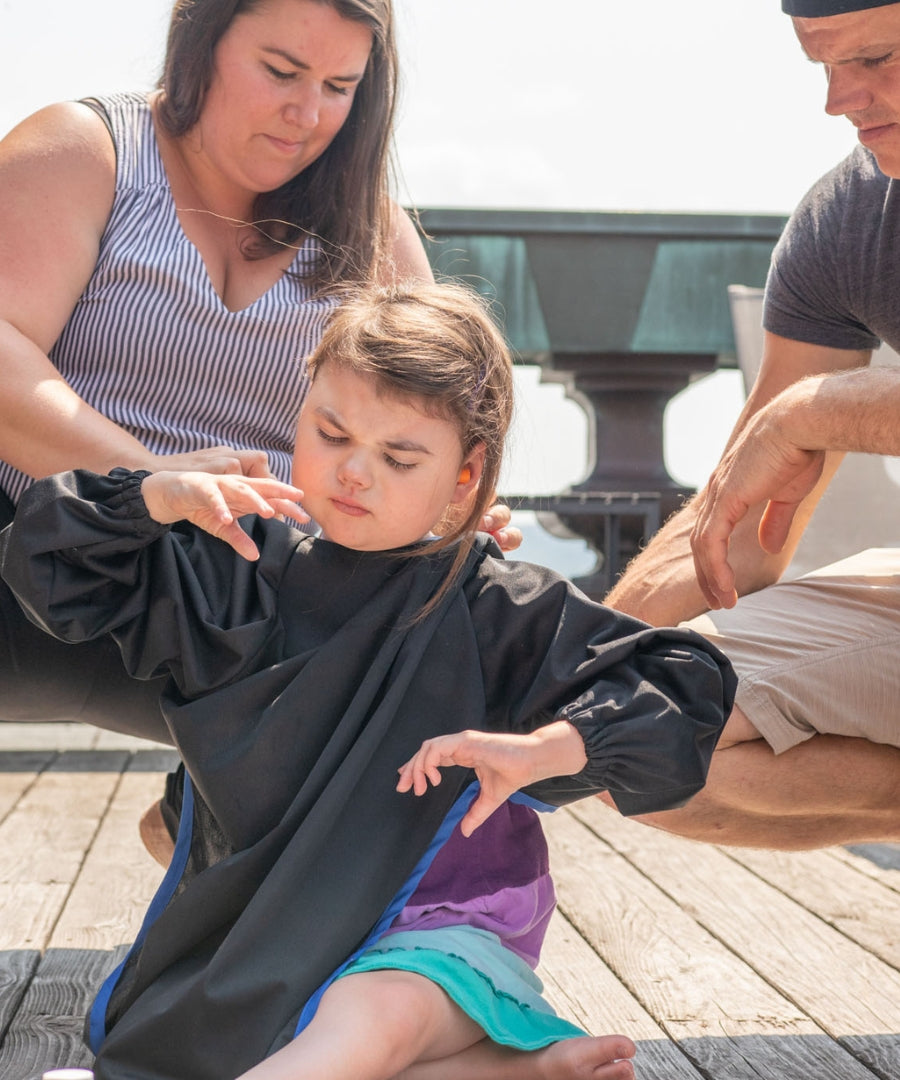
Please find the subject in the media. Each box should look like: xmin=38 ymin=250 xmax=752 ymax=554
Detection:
xmin=195 ymin=0 xmax=373 ymax=197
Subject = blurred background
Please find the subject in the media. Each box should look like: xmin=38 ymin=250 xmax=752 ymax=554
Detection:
xmin=0 ymin=0 xmax=858 ymax=573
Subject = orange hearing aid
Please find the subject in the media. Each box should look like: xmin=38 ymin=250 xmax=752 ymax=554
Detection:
xmin=458 ymin=466 xmax=472 ymax=484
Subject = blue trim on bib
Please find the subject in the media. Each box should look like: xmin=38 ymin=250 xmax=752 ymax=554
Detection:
xmin=294 ymin=780 xmax=482 ymax=1035
xmin=88 ymin=773 xmax=197 ymax=1051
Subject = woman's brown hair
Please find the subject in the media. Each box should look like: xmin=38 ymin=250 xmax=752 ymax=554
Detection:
xmin=157 ymin=0 xmax=397 ymax=289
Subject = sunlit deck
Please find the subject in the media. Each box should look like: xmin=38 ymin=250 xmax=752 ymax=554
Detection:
xmin=1 ymin=722 xmax=898 ymax=1080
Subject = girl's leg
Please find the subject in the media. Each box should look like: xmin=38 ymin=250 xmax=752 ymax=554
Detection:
xmin=236 ymin=970 xmax=485 ymax=1080
xmin=395 ymin=1033 xmax=637 ymax=1080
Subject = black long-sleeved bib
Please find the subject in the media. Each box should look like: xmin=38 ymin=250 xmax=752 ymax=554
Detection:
xmin=0 ymin=470 xmax=735 ymax=1080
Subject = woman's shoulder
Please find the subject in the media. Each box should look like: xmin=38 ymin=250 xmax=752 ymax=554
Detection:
xmin=0 ymin=101 xmax=117 ymax=337
xmin=0 ymin=99 xmax=117 ymax=177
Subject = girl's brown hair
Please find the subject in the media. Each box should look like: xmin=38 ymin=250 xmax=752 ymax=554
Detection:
xmin=157 ymin=0 xmax=397 ymax=289
xmin=308 ymin=281 xmax=515 ymax=613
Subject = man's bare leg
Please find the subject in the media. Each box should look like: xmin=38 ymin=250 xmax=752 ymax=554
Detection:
xmin=600 ymin=707 xmax=900 ymax=849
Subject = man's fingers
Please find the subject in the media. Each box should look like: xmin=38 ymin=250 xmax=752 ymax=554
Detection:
xmin=757 ymin=499 xmax=799 ymax=555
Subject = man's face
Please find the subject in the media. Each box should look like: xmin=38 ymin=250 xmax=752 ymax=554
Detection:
xmin=795 ymin=4 xmax=900 ymax=176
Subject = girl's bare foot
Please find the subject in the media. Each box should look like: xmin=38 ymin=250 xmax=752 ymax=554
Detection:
xmin=397 ymin=1033 xmax=637 ymax=1080
xmin=535 ymin=1035 xmax=637 ymax=1079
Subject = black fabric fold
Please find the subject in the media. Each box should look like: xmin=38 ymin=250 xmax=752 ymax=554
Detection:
xmin=0 ymin=469 xmax=736 ymax=1080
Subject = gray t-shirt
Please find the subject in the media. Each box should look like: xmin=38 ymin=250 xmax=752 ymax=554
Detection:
xmin=764 ymin=144 xmax=900 ymax=354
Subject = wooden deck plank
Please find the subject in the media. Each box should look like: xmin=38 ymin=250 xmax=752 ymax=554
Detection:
xmin=0 ymin=753 xmax=56 ymax=824
xmin=726 ymin=845 xmax=900 ymax=970
xmin=0 ymin=948 xmax=121 ymax=1080
xmin=545 ymin=809 xmax=883 ymax=1079
xmin=48 ymin=757 xmax=172 ymax=952
xmin=829 ymin=844 xmax=900 ymax=895
xmin=539 ymin=913 xmax=706 ymax=1078
xmin=0 ymin=724 xmax=101 ymax=753
xmin=569 ymin=800 xmax=900 ymax=1076
xmin=0 ymin=755 xmax=128 ymax=952
xmin=1 ymin=722 xmax=897 ymax=1080
xmin=0 ymin=950 xmax=40 ymax=1048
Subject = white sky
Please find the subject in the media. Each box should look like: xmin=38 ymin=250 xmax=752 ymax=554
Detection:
xmin=0 ymin=1 xmax=862 ymax=566
xmin=0 ymin=0 xmax=856 ymax=213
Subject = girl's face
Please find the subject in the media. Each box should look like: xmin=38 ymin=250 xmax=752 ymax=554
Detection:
xmin=195 ymin=0 xmax=373 ymax=198
xmin=293 ymin=365 xmax=484 ymax=551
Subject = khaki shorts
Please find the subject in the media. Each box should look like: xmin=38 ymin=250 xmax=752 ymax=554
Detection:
xmin=683 ymin=548 xmax=900 ymax=755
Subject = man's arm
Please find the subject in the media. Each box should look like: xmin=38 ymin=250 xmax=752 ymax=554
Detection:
xmin=691 ymin=365 xmax=900 ymax=609
xmin=604 ymin=332 xmax=871 ymax=625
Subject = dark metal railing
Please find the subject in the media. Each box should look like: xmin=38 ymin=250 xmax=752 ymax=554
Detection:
xmin=418 ymin=208 xmax=787 ymax=596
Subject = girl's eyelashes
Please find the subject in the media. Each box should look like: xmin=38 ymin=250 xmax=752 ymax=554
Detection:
xmin=317 ymin=428 xmax=416 ymax=471
xmin=383 ymin=454 xmax=416 ymax=472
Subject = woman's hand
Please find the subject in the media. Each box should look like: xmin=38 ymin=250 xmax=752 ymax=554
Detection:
xmin=481 ymin=502 xmax=523 ymax=553
xmin=146 ymin=447 xmax=274 ymax=479
xmin=141 ymin=471 xmax=308 ymax=560
xmin=396 ymin=721 xmax=586 ymax=836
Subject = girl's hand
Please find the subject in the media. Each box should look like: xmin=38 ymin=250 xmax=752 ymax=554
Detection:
xmin=141 ymin=471 xmax=308 ymax=561
xmin=481 ymin=502 xmax=523 ymax=553
xmin=396 ymin=721 xmax=586 ymax=836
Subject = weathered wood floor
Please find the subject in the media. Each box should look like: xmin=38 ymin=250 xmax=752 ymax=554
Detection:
xmin=1 ymin=722 xmax=898 ymax=1080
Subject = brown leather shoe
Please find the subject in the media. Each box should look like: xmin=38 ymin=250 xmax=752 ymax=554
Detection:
xmin=139 ymin=799 xmax=176 ymax=868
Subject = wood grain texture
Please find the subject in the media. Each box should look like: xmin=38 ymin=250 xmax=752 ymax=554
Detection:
xmin=1 ymin=720 xmax=896 ymax=1080
xmin=726 ymin=845 xmax=900 ymax=970
xmin=546 ymin=808 xmax=883 ymax=1080
xmin=539 ymin=912 xmax=706 ymax=1079
xmin=568 ymin=801 xmax=900 ymax=1077
xmin=0 ymin=948 xmax=117 ymax=1080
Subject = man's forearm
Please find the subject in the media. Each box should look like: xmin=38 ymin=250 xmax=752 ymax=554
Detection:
xmin=604 ymin=494 xmax=794 ymax=624
xmin=767 ymin=368 xmax=900 ymax=456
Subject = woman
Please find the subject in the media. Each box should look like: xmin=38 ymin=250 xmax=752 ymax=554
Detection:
xmin=0 ymin=0 xmax=516 ymax=738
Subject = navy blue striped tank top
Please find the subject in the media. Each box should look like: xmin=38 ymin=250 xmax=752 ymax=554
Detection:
xmin=0 ymin=91 xmax=337 ymax=503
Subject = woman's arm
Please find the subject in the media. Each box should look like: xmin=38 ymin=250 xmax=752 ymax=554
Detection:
xmin=0 ymin=103 xmax=148 ymax=476
xmin=376 ymin=202 xmax=435 ymax=285
xmin=0 ymin=104 xmax=272 ymax=482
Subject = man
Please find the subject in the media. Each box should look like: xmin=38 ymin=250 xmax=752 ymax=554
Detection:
xmin=604 ymin=0 xmax=900 ymax=850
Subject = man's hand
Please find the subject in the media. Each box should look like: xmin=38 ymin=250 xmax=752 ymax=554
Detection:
xmin=396 ymin=721 xmax=586 ymax=836
xmin=141 ymin=471 xmax=308 ymax=561
xmin=690 ymin=400 xmax=825 ymax=610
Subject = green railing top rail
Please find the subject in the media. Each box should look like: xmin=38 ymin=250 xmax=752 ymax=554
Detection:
xmin=415 ymin=208 xmax=789 ymax=365
xmin=418 ymin=207 xmax=788 ymax=241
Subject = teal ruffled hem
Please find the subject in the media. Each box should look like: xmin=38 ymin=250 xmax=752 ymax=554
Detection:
xmin=340 ymin=930 xmax=586 ymax=1051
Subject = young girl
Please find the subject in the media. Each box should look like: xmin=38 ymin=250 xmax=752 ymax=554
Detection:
xmin=1 ymin=283 xmax=735 ymax=1080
